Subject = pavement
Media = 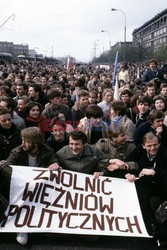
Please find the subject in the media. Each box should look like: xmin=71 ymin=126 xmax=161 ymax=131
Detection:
xmin=0 ymin=233 xmax=161 ymax=250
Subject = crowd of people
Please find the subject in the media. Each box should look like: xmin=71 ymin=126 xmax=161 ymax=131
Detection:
xmin=0 ymin=58 xmax=167 ymax=247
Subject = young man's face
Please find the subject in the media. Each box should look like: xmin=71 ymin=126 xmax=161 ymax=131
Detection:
xmin=161 ymin=87 xmax=167 ymax=97
xmin=79 ymin=96 xmax=89 ymax=108
xmin=142 ymin=137 xmax=160 ymax=157
xmin=137 ymin=102 xmax=149 ymax=114
xmin=69 ymin=137 xmax=85 ymax=156
xmin=28 ymin=87 xmax=37 ymax=98
xmin=16 ymin=86 xmax=26 ymax=96
xmin=121 ymin=94 xmax=130 ymax=104
xmin=109 ymin=108 xmax=118 ymax=120
xmin=61 ymin=97 xmax=68 ymax=105
xmin=152 ymin=118 xmax=164 ymax=130
xmin=51 ymin=96 xmax=61 ymax=106
xmin=150 ymin=62 xmax=157 ymax=70
xmin=113 ymin=132 xmax=127 ymax=145
xmin=146 ymin=87 xmax=156 ymax=97
xmin=22 ymin=138 xmax=37 ymax=153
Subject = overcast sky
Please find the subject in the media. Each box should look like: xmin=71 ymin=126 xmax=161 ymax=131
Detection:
xmin=0 ymin=0 xmax=166 ymax=62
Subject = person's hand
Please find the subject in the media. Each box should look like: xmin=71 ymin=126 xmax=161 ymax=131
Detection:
xmin=125 ymin=173 xmax=136 ymax=182
xmin=48 ymin=163 xmax=61 ymax=171
xmin=73 ymin=100 xmax=80 ymax=111
xmin=139 ymin=168 xmax=155 ymax=177
xmin=45 ymin=102 xmax=51 ymax=109
xmin=107 ymin=163 xmax=120 ymax=172
xmin=93 ymin=172 xmax=104 ymax=179
xmin=155 ymin=126 xmax=163 ymax=136
xmin=109 ymin=159 xmax=129 ymax=169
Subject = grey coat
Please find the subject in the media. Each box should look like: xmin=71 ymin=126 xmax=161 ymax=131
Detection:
xmin=56 ymin=144 xmax=109 ymax=175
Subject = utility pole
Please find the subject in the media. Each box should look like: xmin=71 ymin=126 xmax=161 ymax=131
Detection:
xmin=0 ymin=14 xmax=15 ymax=30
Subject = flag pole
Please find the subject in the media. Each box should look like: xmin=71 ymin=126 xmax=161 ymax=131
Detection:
xmin=113 ymin=74 xmax=120 ymax=101
xmin=112 ymin=51 xmax=119 ymax=87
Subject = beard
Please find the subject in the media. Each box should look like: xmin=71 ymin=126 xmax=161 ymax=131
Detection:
xmin=23 ymin=144 xmax=38 ymax=154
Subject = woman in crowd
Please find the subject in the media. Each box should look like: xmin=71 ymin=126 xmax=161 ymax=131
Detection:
xmin=77 ymin=104 xmax=108 ymax=144
xmin=153 ymin=95 xmax=167 ymax=127
xmin=45 ymin=119 xmax=68 ymax=153
xmin=98 ymin=88 xmax=113 ymax=122
xmin=153 ymin=95 xmax=167 ymax=113
xmin=109 ymin=100 xmax=135 ymax=142
xmin=24 ymin=101 xmax=46 ymax=137
xmin=88 ymin=90 xmax=98 ymax=104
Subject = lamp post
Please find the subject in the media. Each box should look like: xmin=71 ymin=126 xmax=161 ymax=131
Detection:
xmin=0 ymin=14 xmax=15 ymax=30
xmin=101 ymin=30 xmax=111 ymax=50
xmin=111 ymin=8 xmax=126 ymax=64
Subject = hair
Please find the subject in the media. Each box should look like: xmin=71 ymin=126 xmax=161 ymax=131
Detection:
xmin=17 ymin=82 xmax=28 ymax=91
xmin=0 ymin=85 xmax=9 ymax=95
xmin=0 ymin=107 xmax=11 ymax=116
xmin=142 ymin=132 xmax=160 ymax=145
xmin=149 ymin=59 xmax=158 ymax=65
xmin=2 ymin=79 xmax=12 ymax=89
xmin=21 ymin=127 xmax=44 ymax=146
xmin=119 ymin=79 xmax=126 ymax=85
xmin=120 ymin=89 xmax=132 ymax=97
xmin=153 ymin=95 xmax=167 ymax=111
xmin=68 ymin=131 xmax=87 ymax=144
xmin=130 ymin=93 xmax=142 ymax=108
xmin=24 ymin=101 xmax=43 ymax=116
xmin=108 ymin=123 xmax=125 ymax=139
xmin=160 ymin=83 xmax=167 ymax=91
xmin=85 ymin=104 xmax=103 ymax=119
xmin=28 ymin=83 xmax=42 ymax=94
xmin=18 ymin=95 xmax=29 ymax=104
xmin=102 ymin=79 xmax=111 ymax=88
xmin=147 ymin=109 xmax=165 ymax=124
xmin=137 ymin=95 xmax=152 ymax=106
xmin=145 ymin=81 xmax=156 ymax=90
xmin=78 ymin=90 xmax=89 ymax=99
xmin=51 ymin=119 xmax=66 ymax=132
xmin=89 ymin=90 xmax=98 ymax=98
xmin=135 ymin=79 xmax=143 ymax=86
xmin=110 ymin=101 xmax=126 ymax=116
xmin=76 ymin=77 xmax=86 ymax=88
xmin=47 ymin=88 xmax=61 ymax=100
xmin=61 ymin=93 xmax=68 ymax=99
xmin=0 ymin=96 xmax=15 ymax=111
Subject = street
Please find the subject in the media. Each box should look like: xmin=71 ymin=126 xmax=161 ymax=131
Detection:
xmin=0 ymin=233 xmax=160 ymax=249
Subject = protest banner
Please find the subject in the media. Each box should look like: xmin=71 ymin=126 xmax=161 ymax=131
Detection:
xmin=0 ymin=166 xmax=150 ymax=237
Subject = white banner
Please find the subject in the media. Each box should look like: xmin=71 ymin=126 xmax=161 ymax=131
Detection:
xmin=0 ymin=166 xmax=150 ymax=237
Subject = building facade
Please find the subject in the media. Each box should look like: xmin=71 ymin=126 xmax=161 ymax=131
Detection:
xmin=0 ymin=41 xmax=29 ymax=58
xmin=132 ymin=8 xmax=167 ymax=51
xmin=111 ymin=41 xmax=133 ymax=50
